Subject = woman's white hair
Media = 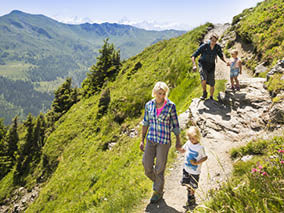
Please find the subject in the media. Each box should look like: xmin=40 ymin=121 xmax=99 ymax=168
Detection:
xmin=152 ymin=81 xmax=169 ymax=98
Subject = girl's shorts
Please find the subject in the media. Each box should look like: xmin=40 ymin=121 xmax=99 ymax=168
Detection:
xmin=230 ymin=69 xmax=239 ymax=78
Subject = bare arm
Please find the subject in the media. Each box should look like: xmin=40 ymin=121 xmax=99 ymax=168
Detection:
xmin=140 ymin=125 xmax=148 ymax=152
xmin=191 ymin=56 xmax=197 ymax=71
xmin=177 ymin=147 xmax=186 ymax=153
xmin=238 ymin=60 xmax=242 ymax=74
xmin=175 ymin=134 xmax=182 ymax=150
xmin=190 ymin=156 xmax=208 ymax=165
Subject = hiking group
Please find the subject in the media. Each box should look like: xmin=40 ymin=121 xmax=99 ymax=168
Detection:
xmin=140 ymin=33 xmax=242 ymax=210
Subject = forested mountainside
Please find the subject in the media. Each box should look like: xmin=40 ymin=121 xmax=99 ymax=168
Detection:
xmin=0 ymin=10 xmax=184 ymax=124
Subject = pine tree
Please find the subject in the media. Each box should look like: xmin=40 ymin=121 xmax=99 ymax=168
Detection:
xmin=33 ymin=113 xmax=46 ymax=160
xmin=6 ymin=116 xmax=19 ymax=162
xmin=0 ymin=118 xmax=7 ymax=142
xmin=52 ymin=77 xmax=73 ymax=114
xmin=82 ymin=39 xmax=121 ymax=97
xmin=14 ymin=114 xmax=34 ymax=181
xmin=0 ymin=119 xmax=10 ymax=179
xmin=22 ymin=114 xmax=34 ymax=156
xmin=0 ymin=117 xmax=18 ymax=180
xmin=46 ymin=77 xmax=79 ymax=127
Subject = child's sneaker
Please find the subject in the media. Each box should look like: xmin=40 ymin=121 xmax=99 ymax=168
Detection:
xmin=187 ymin=197 xmax=197 ymax=208
xmin=236 ymin=85 xmax=240 ymax=91
xmin=150 ymin=191 xmax=163 ymax=203
xmin=231 ymin=86 xmax=235 ymax=91
xmin=185 ymin=198 xmax=197 ymax=210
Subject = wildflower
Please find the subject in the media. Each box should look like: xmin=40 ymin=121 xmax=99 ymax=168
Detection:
xmin=258 ymin=165 xmax=263 ymax=170
xmin=251 ymin=168 xmax=258 ymax=173
xmin=278 ymin=149 xmax=284 ymax=153
xmin=281 ymin=160 xmax=284 ymax=164
xmin=261 ymin=172 xmax=268 ymax=176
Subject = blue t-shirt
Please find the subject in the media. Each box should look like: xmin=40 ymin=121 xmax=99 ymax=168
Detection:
xmin=183 ymin=141 xmax=207 ymax=175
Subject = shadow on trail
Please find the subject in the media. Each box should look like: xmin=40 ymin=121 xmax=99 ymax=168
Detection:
xmin=145 ymin=198 xmax=182 ymax=213
xmin=198 ymin=99 xmax=232 ymax=121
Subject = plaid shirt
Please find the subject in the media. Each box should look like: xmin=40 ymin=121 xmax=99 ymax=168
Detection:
xmin=142 ymin=99 xmax=180 ymax=144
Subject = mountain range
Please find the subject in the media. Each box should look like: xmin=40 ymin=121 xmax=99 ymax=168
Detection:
xmin=0 ymin=10 xmax=184 ymax=124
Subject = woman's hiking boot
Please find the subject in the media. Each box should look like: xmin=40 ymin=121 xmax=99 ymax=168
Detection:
xmin=150 ymin=191 xmax=163 ymax=203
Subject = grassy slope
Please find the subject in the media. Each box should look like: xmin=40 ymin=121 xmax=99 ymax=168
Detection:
xmin=19 ymin=23 xmax=219 ymax=213
xmin=232 ymin=0 xmax=284 ymax=67
xmin=228 ymin=0 xmax=284 ymax=96
xmin=196 ymin=134 xmax=284 ymax=212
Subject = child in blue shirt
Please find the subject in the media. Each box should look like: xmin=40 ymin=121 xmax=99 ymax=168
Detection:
xmin=177 ymin=126 xmax=208 ymax=209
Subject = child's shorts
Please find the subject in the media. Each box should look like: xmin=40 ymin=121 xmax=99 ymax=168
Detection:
xmin=181 ymin=169 xmax=200 ymax=190
xmin=230 ymin=69 xmax=239 ymax=78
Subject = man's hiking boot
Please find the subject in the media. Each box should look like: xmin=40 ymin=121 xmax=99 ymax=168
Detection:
xmin=200 ymin=91 xmax=207 ymax=100
xmin=209 ymin=96 xmax=214 ymax=100
xmin=150 ymin=191 xmax=163 ymax=203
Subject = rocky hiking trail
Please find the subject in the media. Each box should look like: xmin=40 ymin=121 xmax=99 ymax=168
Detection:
xmin=137 ymin=25 xmax=284 ymax=213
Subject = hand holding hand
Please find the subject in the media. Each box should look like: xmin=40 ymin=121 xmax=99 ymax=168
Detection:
xmin=139 ymin=141 xmax=145 ymax=152
xmin=175 ymin=142 xmax=182 ymax=150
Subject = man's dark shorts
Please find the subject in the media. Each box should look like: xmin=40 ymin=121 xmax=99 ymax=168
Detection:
xmin=181 ymin=169 xmax=200 ymax=190
xmin=199 ymin=62 xmax=215 ymax=86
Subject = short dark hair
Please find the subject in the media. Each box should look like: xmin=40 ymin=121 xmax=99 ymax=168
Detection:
xmin=210 ymin=33 xmax=219 ymax=40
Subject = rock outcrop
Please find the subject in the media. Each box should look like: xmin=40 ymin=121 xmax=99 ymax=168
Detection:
xmin=180 ymin=77 xmax=283 ymax=143
xmin=267 ymin=59 xmax=284 ymax=81
xmin=189 ymin=78 xmax=271 ymax=142
xmin=0 ymin=185 xmax=40 ymax=213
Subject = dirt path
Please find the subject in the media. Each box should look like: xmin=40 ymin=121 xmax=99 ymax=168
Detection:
xmin=136 ymin=24 xmax=267 ymax=213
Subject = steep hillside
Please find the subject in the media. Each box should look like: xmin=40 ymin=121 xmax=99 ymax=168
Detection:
xmin=0 ymin=23 xmax=217 ymax=213
xmin=227 ymin=0 xmax=284 ymax=69
xmin=0 ymin=10 xmax=184 ymax=124
xmin=220 ymin=0 xmax=284 ymax=99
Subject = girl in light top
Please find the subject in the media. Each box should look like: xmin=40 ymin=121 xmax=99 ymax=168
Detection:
xmin=228 ymin=49 xmax=242 ymax=91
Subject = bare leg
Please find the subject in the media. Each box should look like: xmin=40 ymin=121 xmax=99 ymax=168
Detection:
xmin=210 ymin=86 xmax=214 ymax=98
xmin=201 ymin=80 xmax=207 ymax=92
xmin=230 ymin=77 xmax=234 ymax=88
xmin=234 ymin=76 xmax=240 ymax=88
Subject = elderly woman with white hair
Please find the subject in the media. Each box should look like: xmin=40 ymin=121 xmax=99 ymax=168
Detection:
xmin=140 ymin=81 xmax=181 ymax=203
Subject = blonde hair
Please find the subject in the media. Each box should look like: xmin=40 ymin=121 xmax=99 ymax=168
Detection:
xmin=152 ymin=81 xmax=169 ymax=98
xmin=186 ymin=126 xmax=201 ymax=142
xmin=230 ymin=49 xmax=238 ymax=55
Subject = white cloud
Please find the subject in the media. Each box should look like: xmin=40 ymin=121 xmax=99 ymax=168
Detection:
xmin=117 ymin=17 xmax=191 ymax=31
xmin=51 ymin=15 xmax=190 ymax=31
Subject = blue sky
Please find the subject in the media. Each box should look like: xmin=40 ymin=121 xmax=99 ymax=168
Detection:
xmin=0 ymin=0 xmax=263 ymax=30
